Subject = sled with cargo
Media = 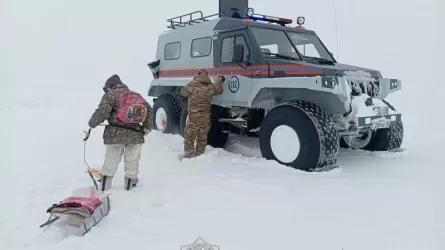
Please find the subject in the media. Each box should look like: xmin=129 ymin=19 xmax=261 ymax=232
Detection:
xmin=39 ymin=128 xmax=110 ymax=236
xmin=147 ymin=0 xmax=404 ymax=172
xmin=39 ymin=186 xmax=110 ymax=236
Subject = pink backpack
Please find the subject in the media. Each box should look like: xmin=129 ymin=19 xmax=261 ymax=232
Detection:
xmin=117 ymin=91 xmax=147 ymax=124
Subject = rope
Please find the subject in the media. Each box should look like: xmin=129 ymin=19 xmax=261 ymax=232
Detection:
xmin=81 ymin=123 xmax=143 ymax=191
xmin=83 ymin=128 xmax=99 ymax=190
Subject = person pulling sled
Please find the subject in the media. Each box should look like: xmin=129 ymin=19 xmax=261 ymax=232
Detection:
xmin=88 ymin=74 xmax=153 ymax=191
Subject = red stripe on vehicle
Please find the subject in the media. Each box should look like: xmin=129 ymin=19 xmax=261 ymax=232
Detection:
xmin=158 ymin=64 xmax=314 ymax=73
xmin=158 ymin=70 xmax=322 ymax=78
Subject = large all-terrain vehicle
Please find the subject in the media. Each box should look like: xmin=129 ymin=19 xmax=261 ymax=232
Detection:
xmin=146 ymin=0 xmax=403 ymax=171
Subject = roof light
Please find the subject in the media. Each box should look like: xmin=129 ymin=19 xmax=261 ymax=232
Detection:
xmin=297 ymin=16 xmax=305 ymax=25
xmin=249 ymin=13 xmax=293 ymax=25
xmin=245 ymin=8 xmax=254 ymax=17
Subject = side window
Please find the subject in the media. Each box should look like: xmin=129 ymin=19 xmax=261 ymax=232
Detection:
xmin=235 ymin=36 xmax=249 ymax=61
xmin=221 ymin=35 xmax=249 ymax=63
xmin=221 ymin=37 xmax=234 ymax=63
xmin=191 ymin=37 xmax=212 ymax=57
xmin=164 ymin=42 xmax=181 ymax=60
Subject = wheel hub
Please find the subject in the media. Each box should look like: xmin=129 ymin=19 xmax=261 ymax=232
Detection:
xmin=155 ymin=108 xmax=167 ymax=131
xmin=270 ymin=125 xmax=301 ymax=163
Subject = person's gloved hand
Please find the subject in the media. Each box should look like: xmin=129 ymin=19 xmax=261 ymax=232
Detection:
xmin=83 ymin=128 xmax=92 ymax=141
xmin=217 ymin=76 xmax=226 ymax=82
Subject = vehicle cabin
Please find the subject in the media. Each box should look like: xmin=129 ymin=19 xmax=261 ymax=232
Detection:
xmin=148 ymin=10 xmax=343 ymax=110
xmin=153 ymin=13 xmax=335 ymax=78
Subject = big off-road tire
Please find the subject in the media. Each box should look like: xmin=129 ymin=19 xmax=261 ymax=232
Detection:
xmin=171 ymin=92 xmax=187 ymax=118
xmin=152 ymin=93 xmax=184 ymax=134
xmin=363 ymin=120 xmax=404 ymax=151
xmin=259 ymin=100 xmax=339 ymax=171
xmin=179 ymin=104 xmax=229 ymax=148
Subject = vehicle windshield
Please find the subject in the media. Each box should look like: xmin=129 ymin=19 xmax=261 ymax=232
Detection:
xmin=286 ymin=31 xmax=334 ymax=62
xmin=249 ymin=26 xmax=335 ymax=63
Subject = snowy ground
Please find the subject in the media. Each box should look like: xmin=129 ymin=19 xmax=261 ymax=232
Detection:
xmin=0 ymin=82 xmax=443 ymax=250
xmin=2 ymin=0 xmax=444 ymax=249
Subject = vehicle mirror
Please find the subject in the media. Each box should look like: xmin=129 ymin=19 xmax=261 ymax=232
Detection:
xmin=233 ymin=44 xmax=244 ymax=62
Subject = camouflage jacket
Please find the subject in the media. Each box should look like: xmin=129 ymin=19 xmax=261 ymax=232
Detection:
xmin=180 ymin=74 xmax=223 ymax=113
xmin=88 ymin=84 xmax=153 ymax=145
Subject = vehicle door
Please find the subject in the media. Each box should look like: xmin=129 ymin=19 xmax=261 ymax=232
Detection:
xmin=212 ymin=29 xmax=253 ymax=106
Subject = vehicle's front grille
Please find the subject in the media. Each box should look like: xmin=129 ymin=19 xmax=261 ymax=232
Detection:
xmin=347 ymin=78 xmax=380 ymax=97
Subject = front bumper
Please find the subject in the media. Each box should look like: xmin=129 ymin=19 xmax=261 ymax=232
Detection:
xmin=341 ymin=93 xmax=402 ymax=131
xmin=356 ymin=113 xmax=402 ymax=129
xmin=321 ymin=75 xmax=402 ymax=100
xmin=321 ymin=72 xmax=403 ymax=134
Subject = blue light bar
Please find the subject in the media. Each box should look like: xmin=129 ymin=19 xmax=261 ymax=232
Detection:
xmin=251 ymin=14 xmax=265 ymax=19
xmin=249 ymin=13 xmax=292 ymax=25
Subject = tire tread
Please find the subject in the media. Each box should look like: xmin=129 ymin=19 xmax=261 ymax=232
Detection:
xmin=365 ymin=121 xmax=403 ymax=151
xmin=278 ymin=100 xmax=340 ymax=171
xmin=152 ymin=94 xmax=180 ymax=133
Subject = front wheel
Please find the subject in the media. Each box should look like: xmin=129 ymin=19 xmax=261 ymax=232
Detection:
xmin=340 ymin=121 xmax=404 ymax=151
xmin=259 ymin=100 xmax=339 ymax=171
xmin=364 ymin=120 xmax=404 ymax=151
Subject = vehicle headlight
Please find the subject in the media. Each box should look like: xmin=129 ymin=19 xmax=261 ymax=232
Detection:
xmin=297 ymin=16 xmax=305 ymax=25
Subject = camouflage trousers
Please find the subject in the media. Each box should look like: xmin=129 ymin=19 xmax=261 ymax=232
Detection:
xmin=184 ymin=111 xmax=211 ymax=158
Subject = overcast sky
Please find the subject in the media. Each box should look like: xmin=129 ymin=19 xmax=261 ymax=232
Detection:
xmin=2 ymin=0 xmax=444 ymax=102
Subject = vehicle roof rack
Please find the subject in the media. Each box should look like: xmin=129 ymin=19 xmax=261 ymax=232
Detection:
xmin=166 ymin=11 xmax=226 ymax=29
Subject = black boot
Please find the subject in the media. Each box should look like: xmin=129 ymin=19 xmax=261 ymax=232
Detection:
xmin=124 ymin=177 xmax=139 ymax=191
xmin=100 ymin=175 xmax=113 ymax=191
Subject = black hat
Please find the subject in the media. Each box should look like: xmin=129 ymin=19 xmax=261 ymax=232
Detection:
xmin=104 ymin=74 xmax=123 ymax=89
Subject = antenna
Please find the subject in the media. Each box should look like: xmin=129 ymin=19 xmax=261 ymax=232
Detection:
xmin=333 ymin=0 xmax=339 ymax=60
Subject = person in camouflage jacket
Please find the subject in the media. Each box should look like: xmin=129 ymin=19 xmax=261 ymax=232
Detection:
xmin=180 ymin=69 xmax=225 ymax=158
xmin=88 ymin=74 xmax=153 ymax=191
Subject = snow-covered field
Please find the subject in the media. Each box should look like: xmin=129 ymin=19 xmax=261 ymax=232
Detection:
xmin=0 ymin=82 xmax=443 ymax=250
xmin=2 ymin=0 xmax=444 ymax=249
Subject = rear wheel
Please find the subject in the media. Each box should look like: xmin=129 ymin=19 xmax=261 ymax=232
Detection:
xmin=208 ymin=106 xmax=230 ymax=148
xmin=179 ymin=104 xmax=229 ymax=148
xmin=152 ymin=94 xmax=182 ymax=134
xmin=259 ymin=100 xmax=339 ymax=171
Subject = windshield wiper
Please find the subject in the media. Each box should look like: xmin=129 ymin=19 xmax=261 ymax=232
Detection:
xmin=264 ymin=52 xmax=298 ymax=61
xmin=302 ymin=56 xmax=334 ymax=64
